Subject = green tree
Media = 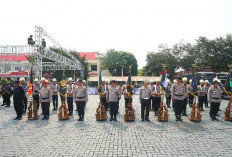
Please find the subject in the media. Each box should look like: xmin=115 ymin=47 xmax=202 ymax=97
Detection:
xmin=99 ymin=49 xmax=138 ymax=76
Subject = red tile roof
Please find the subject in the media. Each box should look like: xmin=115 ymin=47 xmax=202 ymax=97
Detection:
xmin=78 ymin=52 xmax=100 ymax=61
xmin=0 ymin=55 xmax=28 ymax=61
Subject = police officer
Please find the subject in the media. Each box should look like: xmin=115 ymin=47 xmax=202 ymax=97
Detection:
xmin=182 ymin=77 xmax=188 ymax=116
xmin=51 ymin=78 xmax=59 ymax=110
xmin=204 ymin=80 xmax=210 ymax=108
xmin=115 ymin=81 xmax=122 ymax=114
xmin=148 ymin=81 xmax=155 ymax=111
xmin=166 ymin=80 xmax=172 ymax=108
xmin=106 ymin=80 xmax=120 ymax=121
xmin=74 ymin=79 xmax=88 ymax=121
xmin=40 ymin=80 xmax=52 ymax=120
xmin=171 ymin=77 xmax=185 ymax=121
xmin=153 ymin=80 xmax=162 ymax=116
xmin=66 ymin=77 xmax=75 ymax=116
xmin=198 ymin=80 xmax=207 ymax=111
xmin=171 ymin=79 xmax=177 ymax=109
xmin=20 ymin=77 xmax=28 ymax=113
xmin=98 ymin=80 xmax=108 ymax=111
xmin=208 ymin=78 xmax=222 ymax=121
xmin=188 ymin=79 xmax=194 ymax=107
xmin=140 ymin=80 xmax=152 ymax=122
xmin=13 ymin=80 xmax=25 ymax=120
xmin=33 ymin=79 xmax=40 ymax=110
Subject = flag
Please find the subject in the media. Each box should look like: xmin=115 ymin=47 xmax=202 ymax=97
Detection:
xmin=126 ymin=66 xmax=133 ymax=96
xmin=191 ymin=68 xmax=198 ymax=96
xmin=59 ymin=72 xmax=67 ymax=98
xmin=27 ymin=67 xmax=33 ymax=96
xmin=97 ymin=71 xmax=102 ymax=93
xmin=224 ymin=69 xmax=232 ymax=94
xmin=160 ymin=69 xmax=169 ymax=95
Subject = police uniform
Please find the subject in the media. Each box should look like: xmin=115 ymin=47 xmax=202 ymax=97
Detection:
xmin=197 ymin=81 xmax=207 ymax=111
xmin=140 ymin=84 xmax=151 ymax=121
xmin=40 ymin=84 xmax=52 ymax=120
xmin=66 ymin=82 xmax=75 ymax=116
xmin=106 ymin=81 xmax=120 ymax=121
xmin=208 ymin=82 xmax=222 ymax=121
xmin=148 ymin=83 xmax=155 ymax=110
xmin=182 ymin=82 xmax=188 ymax=116
xmin=51 ymin=82 xmax=60 ymax=110
xmin=153 ymin=83 xmax=162 ymax=116
xmin=73 ymin=82 xmax=88 ymax=121
xmin=13 ymin=81 xmax=25 ymax=120
xmin=33 ymin=82 xmax=40 ymax=109
xmin=171 ymin=80 xmax=185 ymax=121
xmin=188 ymin=82 xmax=194 ymax=107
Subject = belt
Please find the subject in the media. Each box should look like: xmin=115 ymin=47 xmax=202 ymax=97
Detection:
xmin=41 ymin=97 xmax=49 ymax=99
xmin=142 ymin=98 xmax=150 ymax=100
xmin=77 ymin=96 xmax=85 ymax=99
xmin=175 ymin=94 xmax=183 ymax=96
xmin=211 ymin=97 xmax=220 ymax=100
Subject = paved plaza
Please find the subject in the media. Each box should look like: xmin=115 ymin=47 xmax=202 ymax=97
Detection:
xmin=0 ymin=95 xmax=232 ymax=157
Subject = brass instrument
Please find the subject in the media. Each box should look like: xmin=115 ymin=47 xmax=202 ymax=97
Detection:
xmin=27 ymin=100 xmax=39 ymax=120
xmin=58 ymin=101 xmax=69 ymax=120
xmin=189 ymin=96 xmax=201 ymax=122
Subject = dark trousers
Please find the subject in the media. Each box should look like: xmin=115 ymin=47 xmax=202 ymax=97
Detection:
xmin=67 ymin=97 xmax=73 ymax=114
xmin=198 ymin=96 xmax=205 ymax=110
xmin=141 ymin=99 xmax=150 ymax=120
xmin=154 ymin=97 xmax=161 ymax=114
xmin=182 ymin=98 xmax=188 ymax=115
xmin=109 ymin=101 xmax=118 ymax=119
xmin=33 ymin=95 xmax=40 ymax=109
xmin=204 ymin=94 xmax=208 ymax=107
xmin=41 ymin=102 xmax=50 ymax=118
xmin=2 ymin=95 xmax=6 ymax=105
xmin=101 ymin=97 xmax=108 ymax=111
xmin=4 ymin=95 xmax=11 ymax=106
xmin=150 ymin=97 xmax=155 ymax=110
xmin=166 ymin=95 xmax=171 ymax=107
xmin=125 ymin=98 xmax=132 ymax=108
xmin=189 ymin=94 xmax=194 ymax=107
xmin=76 ymin=101 xmax=85 ymax=118
xmin=23 ymin=96 xmax=27 ymax=112
xmin=14 ymin=100 xmax=23 ymax=118
xmin=210 ymin=102 xmax=220 ymax=118
xmin=52 ymin=95 xmax=58 ymax=109
xmin=174 ymin=99 xmax=184 ymax=119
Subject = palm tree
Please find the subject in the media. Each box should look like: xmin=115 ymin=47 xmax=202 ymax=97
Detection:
xmin=99 ymin=49 xmax=126 ymax=76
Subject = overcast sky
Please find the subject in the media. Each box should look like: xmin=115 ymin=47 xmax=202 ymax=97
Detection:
xmin=0 ymin=0 xmax=231 ymax=68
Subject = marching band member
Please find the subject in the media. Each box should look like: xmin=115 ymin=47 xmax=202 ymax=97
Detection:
xmin=51 ymin=78 xmax=60 ymax=110
xmin=39 ymin=80 xmax=52 ymax=120
xmin=188 ymin=79 xmax=194 ymax=107
xmin=66 ymin=77 xmax=75 ymax=116
xmin=122 ymin=83 xmax=135 ymax=108
xmin=166 ymin=80 xmax=172 ymax=108
xmin=98 ymin=80 xmax=108 ymax=111
xmin=74 ymin=79 xmax=88 ymax=121
xmin=140 ymin=80 xmax=152 ymax=122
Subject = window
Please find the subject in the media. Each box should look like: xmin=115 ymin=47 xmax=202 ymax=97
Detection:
xmin=15 ymin=66 xmax=21 ymax=71
xmin=5 ymin=67 xmax=11 ymax=73
xmin=91 ymin=65 xmax=97 ymax=71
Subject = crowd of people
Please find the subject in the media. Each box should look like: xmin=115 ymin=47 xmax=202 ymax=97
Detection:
xmin=0 ymin=76 xmax=224 ymax=122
